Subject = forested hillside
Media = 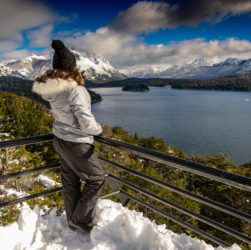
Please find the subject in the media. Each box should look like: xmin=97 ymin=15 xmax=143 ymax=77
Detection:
xmin=0 ymin=91 xmax=250 ymax=249
xmin=171 ymin=77 xmax=251 ymax=91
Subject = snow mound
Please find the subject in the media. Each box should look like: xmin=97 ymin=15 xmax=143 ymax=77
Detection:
xmin=0 ymin=199 xmax=240 ymax=250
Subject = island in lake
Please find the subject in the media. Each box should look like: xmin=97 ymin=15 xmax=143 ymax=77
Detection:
xmin=122 ymin=84 xmax=150 ymax=92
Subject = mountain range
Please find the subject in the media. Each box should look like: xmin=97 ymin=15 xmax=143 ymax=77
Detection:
xmin=121 ymin=58 xmax=251 ymax=79
xmin=1 ymin=49 xmax=251 ymax=81
xmin=0 ymin=50 xmax=125 ymax=83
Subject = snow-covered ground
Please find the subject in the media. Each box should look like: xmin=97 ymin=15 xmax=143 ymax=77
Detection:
xmin=0 ymin=185 xmax=27 ymax=199
xmin=0 ymin=174 xmax=59 ymax=200
xmin=0 ymin=199 xmax=240 ymax=250
xmin=34 ymin=174 xmax=60 ymax=189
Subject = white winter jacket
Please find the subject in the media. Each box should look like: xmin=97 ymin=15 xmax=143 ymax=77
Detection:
xmin=32 ymin=78 xmax=102 ymax=143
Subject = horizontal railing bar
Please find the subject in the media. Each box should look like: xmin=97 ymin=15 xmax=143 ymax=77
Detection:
xmin=0 ymin=134 xmax=54 ymax=149
xmin=0 ymin=163 xmax=60 ymax=180
xmin=100 ymin=157 xmax=251 ymax=223
xmin=0 ymin=187 xmax=62 ymax=209
xmin=119 ymin=190 xmax=230 ymax=248
xmin=110 ymin=174 xmax=251 ymax=244
xmin=1 ymin=134 xmax=250 ymax=191
xmin=100 ymin=191 xmax=121 ymax=199
xmin=0 ymin=189 xmax=121 ymax=210
xmin=96 ymin=136 xmax=251 ymax=192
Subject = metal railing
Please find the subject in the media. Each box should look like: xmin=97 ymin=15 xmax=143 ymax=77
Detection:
xmin=0 ymin=134 xmax=250 ymax=248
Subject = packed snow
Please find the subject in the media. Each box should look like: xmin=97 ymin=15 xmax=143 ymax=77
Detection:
xmin=0 ymin=132 xmax=11 ymax=137
xmin=0 ymin=199 xmax=240 ymax=250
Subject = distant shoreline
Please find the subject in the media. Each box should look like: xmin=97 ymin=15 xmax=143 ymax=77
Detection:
xmin=86 ymin=76 xmax=251 ymax=92
xmin=90 ymin=85 xmax=251 ymax=93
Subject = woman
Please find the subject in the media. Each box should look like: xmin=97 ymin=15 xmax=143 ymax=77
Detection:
xmin=32 ymin=40 xmax=108 ymax=233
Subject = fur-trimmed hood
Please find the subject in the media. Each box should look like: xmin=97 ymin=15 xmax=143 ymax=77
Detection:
xmin=32 ymin=78 xmax=78 ymax=96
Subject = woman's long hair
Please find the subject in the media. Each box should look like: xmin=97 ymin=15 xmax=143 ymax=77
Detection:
xmin=35 ymin=67 xmax=84 ymax=86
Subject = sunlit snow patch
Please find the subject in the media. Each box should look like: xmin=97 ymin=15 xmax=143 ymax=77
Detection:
xmin=34 ymin=174 xmax=60 ymax=189
xmin=0 ymin=185 xmax=27 ymax=199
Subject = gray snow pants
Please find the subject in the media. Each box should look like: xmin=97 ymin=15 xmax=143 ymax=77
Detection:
xmin=53 ymin=135 xmax=108 ymax=225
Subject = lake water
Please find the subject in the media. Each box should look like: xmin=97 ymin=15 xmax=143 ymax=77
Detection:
xmin=91 ymin=87 xmax=251 ymax=165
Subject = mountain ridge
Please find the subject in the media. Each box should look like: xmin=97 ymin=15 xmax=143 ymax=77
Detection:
xmin=2 ymin=52 xmax=251 ymax=81
xmin=1 ymin=50 xmax=125 ymax=83
xmin=121 ymin=57 xmax=251 ymax=79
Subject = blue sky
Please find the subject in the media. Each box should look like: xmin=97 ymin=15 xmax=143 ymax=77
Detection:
xmin=42 ymin=0 xmax=139 ymax=31
xmin=42 ymin=0 xmax=251 ymax=43
xmin=1 ymin=0 xmax=251 ymax=70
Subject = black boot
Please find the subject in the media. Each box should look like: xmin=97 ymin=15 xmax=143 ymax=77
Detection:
xmin=68 ymin=219 xmax=93 ymax=234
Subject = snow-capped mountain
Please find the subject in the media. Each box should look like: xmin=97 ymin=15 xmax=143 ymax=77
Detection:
xmin=1 ymin=50 xmax=125 ymax=83
xmin=121 ymin=58 xmax=251 ymax=79
xmin=71 ymin=49 xmax=125 ymax=82
xmin=5 ymin=55 xmax=51 ymax=80
xmin=2 ymin=53 xmax=251 ymax=81
xmin=0 ymin=63 xmax=26 ymax=79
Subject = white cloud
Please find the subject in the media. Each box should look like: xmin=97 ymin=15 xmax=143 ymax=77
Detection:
xmin=27 ymin=25 xmax=54 ymax=48
xmin=64 ymin=27 xmax=136 ymax=58
xmin=0 ymin=40 xmax=22 ymax=53
xmin=0 ymin=0 xmax=55 ymax=40
xmin=0 ymin=0 xmax=58 ymax=58
xmin=62 ymin=1 xmax=251 ymax=70
xmin=2 ymin=0 xmax=251 ymax=68
xmin=2 ymin=49 xmax=31 ymax=59
xmin=115 ymin=38 xmax=251 ymax=70
xmin=64 ymin=26 xmax=251 ymax=70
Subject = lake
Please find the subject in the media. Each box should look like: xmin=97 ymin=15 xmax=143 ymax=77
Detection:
xmin=91 ymin=87 xmax=251 ymax=165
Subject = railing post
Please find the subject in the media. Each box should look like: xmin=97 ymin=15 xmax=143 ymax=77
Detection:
xmin=105 ymin=176 xmax=130 ymax=206
xmin=2 ymin=148 xmax=9 ymax=175
xmin=0 ymin=155 xmax=2 ymax=175
xmin=5 ymin=148 xmax=9 ymax=171
xmin=0 ymin=148 xmax=8 ymax=178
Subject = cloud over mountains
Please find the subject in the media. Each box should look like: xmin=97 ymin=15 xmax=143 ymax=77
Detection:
xmin=65 ymin=0 xmax=251 ymax=70
xmin=1 ymin=0 xmax=251 ymax=71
